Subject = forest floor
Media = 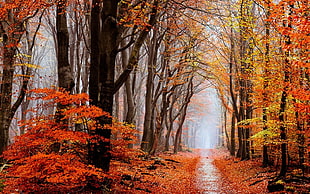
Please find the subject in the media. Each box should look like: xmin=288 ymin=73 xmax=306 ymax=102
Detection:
xmin=207 ymin=148 xmax=270 ymax=193
xmin=110 ymin=150 xmax=202 ymax=193
xmin=110 ymin=148 xmax=309 ymax=193
xmin=201 ymin=148 xmax=310 ymax=194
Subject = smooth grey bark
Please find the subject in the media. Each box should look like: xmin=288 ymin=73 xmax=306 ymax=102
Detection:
xmin=141 ymin=38 xmax=156 ymax=152
xmin=57 ymin=0 xmax=74 ymax=92
xmin=121 ymin=40 xmax=136 ymax=124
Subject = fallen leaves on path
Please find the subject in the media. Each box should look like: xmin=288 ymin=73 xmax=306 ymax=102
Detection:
xmin=110 ymin=151 xmax=201 ymax=193
xmin=212 ymin=149 xmax=271 ymax=194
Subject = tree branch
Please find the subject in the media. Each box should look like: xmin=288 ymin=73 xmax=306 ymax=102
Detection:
xmin=114 ymin=0 xmax=159 ymax=94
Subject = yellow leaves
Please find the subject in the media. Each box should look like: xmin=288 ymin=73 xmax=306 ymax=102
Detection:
xmin=15 ymin=53 xmax=32 ymax=58
xmin=118 ymin=0 xmax=154 ymax=30
xmin=237 ymin=117 xmax=262 ymax=126
xmin=14 ymin=63 xmax=42 ymax=69
xmin=14 ymin=74 xmax=34 ymax=78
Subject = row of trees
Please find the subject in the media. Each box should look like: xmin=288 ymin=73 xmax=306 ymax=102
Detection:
xmin=0 ymin=0 xmax=210 ymax=179
xmin=212 ymin=0 xmax=309 ymax=179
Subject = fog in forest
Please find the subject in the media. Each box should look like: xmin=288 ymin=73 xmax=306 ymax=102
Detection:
xmin=187 ymin=86 xmax=221 ymax=149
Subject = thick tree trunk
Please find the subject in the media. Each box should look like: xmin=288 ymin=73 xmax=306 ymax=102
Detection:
xmin=164 ymin=107 xmax=174 ymax=151
xmin=141 ymin=46 xmax=155 ymax=152
xmin=120 ymin=40 xmax=135 ymax=148
xmin=236 ymin=92 xmax=245 ymax=158
xmin=89 ymin=1 xmax=159 ymax=165
xmin=278 ymin=3 xmax=294 ymax=178
xmin=262 ymin=2 xmax=271 ymax=167
xmin=121 ymin=40 xmax=136 ymax=124
xmin=236 ymin=0 xmax=253 ymax=161
xmin=0 ymin=46 xmax=15 ymax=159
xmin=279 ymin=82 xmax=288 ymax=177
xmin=0 ymin=16 xmax=25 ymax=159
xmin=57 ymin=0 xmax=74 ymax=91
xmin=228 ymin=24 xmax=239 ymax=157
xmin=89 ymin=0 xmax=118 ymax=172
xmin=56 ymin=0 xmax=74 ymax=125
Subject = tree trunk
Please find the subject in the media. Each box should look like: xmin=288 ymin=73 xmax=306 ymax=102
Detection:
xmin=141 ymin=42 xmax=155 ymax=153
xmin=279 ymin=78 xmax=288 ymax=177
xmin=57 ymin=0 xmax=74 ymax=91
xmin=262 ymin=1 xmax=271 ymax=167
xmin=278 ymin=2 xmax=294 ymax=178
xmin=164 ymin=103 xmax=175 ymax=151
xmin=0 ymin=45 xmax=15 ymax=158
xmin=173 ymin=109 xmax=186 ymax=154
xmin=236 ymin=0 xmax=253 ymax=161
xmin=230 ymin=112 xmax=236 ymax=156
xmin=0 ymin=12 xmax=28 ymax=159
xmin=121 ymin=40 xmax=136 ymax=125
xmin=56 ymin=0 xmax=74 ymax=125
xmin=89 ymin=0 xmax=118 ymax=172
xmin=121 ymin=40 xmax=135 ymax=148
xmin=173 ymin=77 xmax=193 ymax=154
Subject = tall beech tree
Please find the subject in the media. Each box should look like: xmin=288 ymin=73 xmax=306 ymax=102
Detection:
xmin=89 ymin=0 xmax=160 ymax=171
xmin=261 ymin=0 xmax=271 ymax=168
xmin=235 ymin=0 xmax=254 ymax=160
xmin=56 ymin=0 xmax=74 ymax=92
xmin=0 ymin=0 xmax=50 ymax=160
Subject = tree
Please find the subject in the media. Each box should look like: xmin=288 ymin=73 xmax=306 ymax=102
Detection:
xmin=89 ymin=0 xmax=160 ymax=171
xmin=56 ymin=0 xmax=74 ymax=93
xmin=0 ymin=0 xmax=51 ymax=160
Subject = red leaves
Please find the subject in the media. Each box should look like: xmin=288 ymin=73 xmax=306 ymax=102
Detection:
xmin=0 ymin=0 xmax=52 ymax=20
xmin=30 ymin=88 xmax=89 ymax=105
xmin=4 ymin=153 xmax=105 ymax=193
xmin=1 ymin=88 xmax=136 ymax=193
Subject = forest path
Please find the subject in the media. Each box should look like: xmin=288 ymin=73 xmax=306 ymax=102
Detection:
xmin=197 ymin=149 xmax=238 ymax=194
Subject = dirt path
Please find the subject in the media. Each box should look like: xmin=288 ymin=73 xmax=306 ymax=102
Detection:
xmin=197 ymin=149 xmax=239 ymax=194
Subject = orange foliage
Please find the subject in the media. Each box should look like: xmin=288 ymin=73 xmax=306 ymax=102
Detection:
xmin=0 ymin=0 xmax=51 ymax=20
xmin=1 ymin=88 xmax=140 ymax=193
